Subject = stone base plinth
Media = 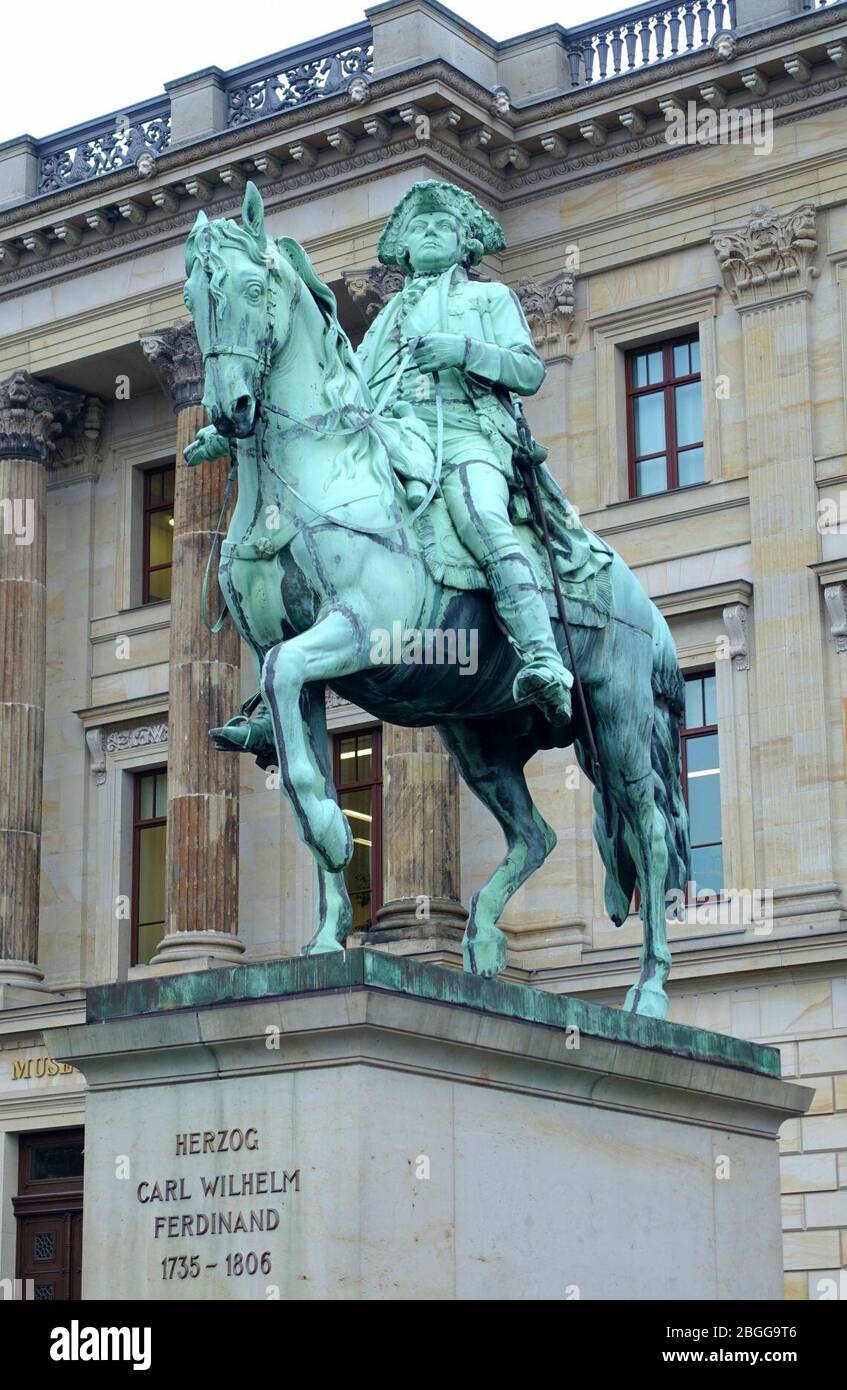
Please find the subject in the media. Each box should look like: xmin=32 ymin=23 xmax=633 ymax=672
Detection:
xmin=51 ymin=953 xmax=811 ymax=1302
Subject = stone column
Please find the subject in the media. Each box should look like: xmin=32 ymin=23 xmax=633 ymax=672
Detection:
xmin=711 ymin=204 xmax=837 ymax=925
xmin=0 ymin=371 xmax=84 ymax=1002
xmin=375 ymin=723 xmax=466 ymax=947
xmin=140 ymin=323 xmax=243 ymax=965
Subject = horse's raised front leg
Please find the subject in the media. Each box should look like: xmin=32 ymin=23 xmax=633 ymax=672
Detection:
xmin=436 ymin=718 xmax=556 ymax=978
xmin=300 ymin=682 xmax=354 ymax=955
xmin=261 ymin=609 xmax=365 ymax=881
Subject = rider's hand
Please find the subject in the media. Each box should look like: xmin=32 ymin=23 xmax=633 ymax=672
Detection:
xmin=412 ymin=333 xmax=467 ymax=374
xmin=184 ymin=425 xmax=230 ymax=467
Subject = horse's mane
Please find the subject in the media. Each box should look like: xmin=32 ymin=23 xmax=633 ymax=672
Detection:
xmin=186 ymin=216 xmax=370 ymax=415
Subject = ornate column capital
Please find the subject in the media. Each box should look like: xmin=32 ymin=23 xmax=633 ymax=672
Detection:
xmin=516 ymin=272 xmax=576 ymax=358
xmin=140 ymin=320 xmax=204 ymax=411
xmin=342 ymin=264 xmax=405 ymax=319
xmin=710 ymin=203 xmax=820 ymax=309
xmin=0 ymin=369 xmax=86 ymax=464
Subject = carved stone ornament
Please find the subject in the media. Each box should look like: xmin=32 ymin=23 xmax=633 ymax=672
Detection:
xmin=722 ymin=603 xmax=750 ymax=672
xmin=516 ymin=272 xmax=576 ymax=357
xmin=824 ymin=583 xmax=847 ymax=654
xmin=710 ymin=203 xmax=819 ymax=307
xmin=86 ymin=722 xmax=169 ymax=784
xmin=0 ymin=370 xmax=86 ymax=464
xmin=342 ymin=264 xmax=405 ymax=318
xmin=140 ymin=321 xmax=205 ymax=411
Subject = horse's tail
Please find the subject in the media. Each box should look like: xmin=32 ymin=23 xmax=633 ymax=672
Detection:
xmin=588 ymin=612 xmax=690 ymax=926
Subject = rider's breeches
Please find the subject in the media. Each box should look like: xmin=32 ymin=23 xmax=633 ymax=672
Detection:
xmin=440 ymin=459 xmax=569 ymax=676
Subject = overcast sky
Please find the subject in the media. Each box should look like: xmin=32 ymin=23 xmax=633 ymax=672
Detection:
xmin=2 ymin=0 xmax=607 ymax=144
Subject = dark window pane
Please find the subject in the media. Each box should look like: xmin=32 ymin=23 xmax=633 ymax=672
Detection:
xmin=162 ymin=467 xmax=175 ymax=503
xmin=139 ymin=775 xmax=155 ymax=821
xmin=155 ymin=771 xmax=167 ymax=816
xmin=678 ymin=446 xmax=705 ymax=487
xmin=147 ymin=566 xmax=172 ymax=601
xmin=147 ymin=471 xmax=162 ymax=504
xmin=340 ymin=786 xmax=374 ymax=930
xmin=691 ymin=843 xmax=723 ymax=897
xmin=633 ymin=353 xmax=649 ymax=388
xmin=338 ymin=737 xmax=357 ymax=786
xmin=684 ymin=679 xmax=703 ymax=729
xmin=138 ymin=823 xmax=166 ymax=929
xmin=34 ymin=1285 xmax=55 ymax=1301
xmin=675 ymin=381 xmax=703 ymax=448
xmin=687 ymin=731 xmax=719 ymax=775
xmin=647 ymin=349 xmax=664 ymax=384
xmin=355 ymin=736 xmax=374 ymax=782
xmin=636 ymin=455 xmax=667 ymax=496
xmin=35 ymin=1233 xmax=55 ymax=1261
xmin=31 ymin=1145 xmax=84 ymax=1181
xmin=634 ymin=391 xmax=666 ymax=456
xmin=690 ymin=338 xmax=700 ymax=373
xmin=703 ymin=674 xmax=717 ymax=726
xmin=148 ymin=509 xmax=174 ymax=570
xmin=137 ymin=921 xmax=162 ymax=967
xmin=673 ymin=342 xmax=690 ymax=377
xmin=687 ymin=769 xmax=721 ymax=845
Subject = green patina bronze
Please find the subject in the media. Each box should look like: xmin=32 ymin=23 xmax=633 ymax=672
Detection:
xmin=182 ymin=180 xmax=690 ymax=1019
xmin=85 ymin=950 xmax=780 ymax=1080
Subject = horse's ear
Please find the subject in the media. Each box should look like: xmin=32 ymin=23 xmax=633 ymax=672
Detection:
xmin=185 ymin=209 xmax=209 ymax=272
xmin=242 ymin=182 xmax=265 ymax=243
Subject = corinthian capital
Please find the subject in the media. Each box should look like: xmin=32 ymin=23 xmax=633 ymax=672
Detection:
xmin=710 ymin=203 xmax=819 ymax=308
xmin=0 ymin=370 xmax=86 ymax=464
xmin=516 ymin=272 xmax=576 ymax=358
xmin=342 ymin=264 xmax=405 ymax=319
xmin=140 ymin=321 xmax=204 ymax=411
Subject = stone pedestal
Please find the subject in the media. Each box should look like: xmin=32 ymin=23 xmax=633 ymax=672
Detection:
xmin=51 ymin=954 xmax=811 ymax=1301
xmin=140 ymin=325 xmax=242 ymax=969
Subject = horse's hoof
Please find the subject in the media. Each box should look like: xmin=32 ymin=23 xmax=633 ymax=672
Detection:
xmin=624 ymin=980 xmax=669 ymax=1020
xmin=302 ymin=937 xmax=345 ymax=957
xmin=463 ymin=927 xmax=507 ymax=978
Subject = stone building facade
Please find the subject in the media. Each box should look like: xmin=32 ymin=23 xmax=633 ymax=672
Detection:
xmin=0 ymin=0 xmax=846 ymax=1299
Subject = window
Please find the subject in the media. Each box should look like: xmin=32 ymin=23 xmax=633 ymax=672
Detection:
xmin=142 ymin=463 xmax=175 ymax=602
xmin=626 ymin=336 xmax=704 ymax=496
xmin=682 ymin=672 xmax=723 ymax=898
xmin=131 ymin=768 xmax=167 ymax=965
xmin=332 ymin=729 xmax=382 ymax=931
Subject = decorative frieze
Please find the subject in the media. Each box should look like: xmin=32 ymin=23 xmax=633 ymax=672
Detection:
xmin=86 ymin=723 xmax=170 ymax=785
xmin=140 ymin=321 xmax=204 ymax=411
xmin=516 ymin=273 xmax=576 ymax=358
xmin=710 ymin=203 xmax=820 ymax=307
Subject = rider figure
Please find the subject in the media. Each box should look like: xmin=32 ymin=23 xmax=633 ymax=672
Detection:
xmin=358 ymin=180 xmax=573 ymax=726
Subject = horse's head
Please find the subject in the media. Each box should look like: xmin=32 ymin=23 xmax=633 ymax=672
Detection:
xmin=184 ymin=182 xmax=292 ymax=438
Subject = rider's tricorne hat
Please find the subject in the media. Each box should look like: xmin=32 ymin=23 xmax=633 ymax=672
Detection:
xmin=377 ymin=179 xmax=506 ymax=268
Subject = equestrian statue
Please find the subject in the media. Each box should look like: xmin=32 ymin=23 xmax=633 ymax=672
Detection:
xmin=182 ymin=178 xmax=690 ymax=1019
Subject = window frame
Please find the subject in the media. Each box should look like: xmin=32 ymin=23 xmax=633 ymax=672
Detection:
xmin=681 ymin=670 xmax=723 ymax=903
xmin=130 ymin=766 xmax=168 ymax=966
xmin=332 ymin=727 xmax=383 ymax=931
xmin=141 ymin=462 xmax=175 ymax=604
xmin=625 ymin=334 xmax=704 ymax=499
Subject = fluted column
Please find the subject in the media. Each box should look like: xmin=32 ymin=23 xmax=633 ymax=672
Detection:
xmin=0 ymin=371 xmax=84 ymax=999
xmin=140 ymin=323 xmax=242 ymax=964
xmin=375 ymin=723 xmax=466 ymax=944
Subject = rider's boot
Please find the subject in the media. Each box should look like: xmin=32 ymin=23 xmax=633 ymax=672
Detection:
xmin=488 ymin=557 xmax=574 ymax=726
xmin=210 ymin=693 xmax=277 ymax=769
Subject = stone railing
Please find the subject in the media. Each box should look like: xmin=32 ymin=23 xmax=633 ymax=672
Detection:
xmin=225 ymin=24 xmax=374 ymax=128
xmin=37 ymin=101 xmax=172 ymax=195
xmin=567 ymin=0 xmax=737 ymax=86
